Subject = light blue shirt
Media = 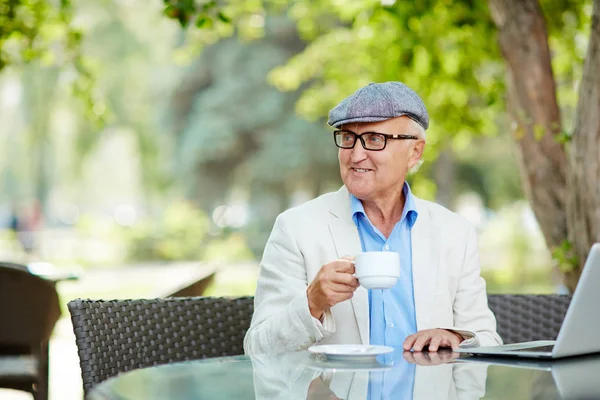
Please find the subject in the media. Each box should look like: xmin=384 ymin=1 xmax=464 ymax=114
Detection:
xmin=350 ymin=182 xmax=418 ymax=399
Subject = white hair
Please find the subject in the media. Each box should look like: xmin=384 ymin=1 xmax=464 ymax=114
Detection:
xmin=408 ymin=119 xmax=426 ymax=175
xmin=411 ymin=119 xmax=426 ymax=141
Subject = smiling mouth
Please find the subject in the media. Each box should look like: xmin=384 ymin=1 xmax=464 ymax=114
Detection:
xmin=351 ymin=168 xmax=372 ymax=173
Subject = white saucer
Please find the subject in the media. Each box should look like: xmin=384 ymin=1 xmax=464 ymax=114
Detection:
xmin=308 ymin=344 xmax=394 ymax=362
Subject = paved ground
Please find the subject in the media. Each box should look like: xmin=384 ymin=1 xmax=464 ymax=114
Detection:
xmin=0 ymin=262 xmax=259 ymax=400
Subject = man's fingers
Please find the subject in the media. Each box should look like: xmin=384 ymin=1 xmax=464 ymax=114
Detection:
xmin=330 ymin=272 xmax=360 ymax=287
xmin=423 ymin=331 xmax=462 ymax=352
xmin=323 ymin=288 xmax=354 ymax=305
xmin=428 ymin=335 xmax=443 ymax=352
xmin=427 ymin=352 xmax=444 ymax=365
xmin=403 ymin=334 xmax=417 ymax=351
xmin=402 ymin=351 xmax=417 ymax=364
xmin=404 ymin=349 xmax=457 ymax=366
xmin=407 ymin=352 xmax=426 ymax=366
xmin=422 ymin=350 xmax=455 ymax=366
xmin=404 ymin=329 xmax=466 ymax=352
xmin=438 ymin=349 xmax=459 ymax=362
xmin=308 ymin=257 xmax=363 ymax=315
xmin=412 ymin=334 xmax=432 ymax=352
xmin=418 ymin=352 xmax=437 ymax=366
xmin=449 ymin=334 xmax=463 ymax=350
xmin=333 ymin=257 xmax=356 ymax=273
xmin=326 ymin=282 xmax=358 ymax=293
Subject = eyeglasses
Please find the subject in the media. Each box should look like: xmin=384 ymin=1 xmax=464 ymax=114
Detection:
xmin=333 ymin=130 xmax=419 ymax=151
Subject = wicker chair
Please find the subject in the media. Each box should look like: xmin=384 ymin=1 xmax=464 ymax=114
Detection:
xmin=0 ymin=264 xmax=62 ymax=400
xmin=69 ymin=294 xmax=572 ymax=393
xmin=67 ymin=296 xmax=254 ymax=393
xmin=488 ymin=294 xmax=572 ymax=344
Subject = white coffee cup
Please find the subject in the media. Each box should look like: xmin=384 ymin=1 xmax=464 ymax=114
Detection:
xmin=354 ymin=251 xmax=401 ymax=289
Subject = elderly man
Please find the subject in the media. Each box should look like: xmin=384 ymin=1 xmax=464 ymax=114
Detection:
xmin=244 ymin=81 xmax=502 ymax=355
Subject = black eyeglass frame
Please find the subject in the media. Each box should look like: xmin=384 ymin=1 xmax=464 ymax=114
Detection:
xmin=333 ymin=130 xmax=420 ymax=151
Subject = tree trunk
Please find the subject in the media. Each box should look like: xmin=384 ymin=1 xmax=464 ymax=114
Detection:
xmin=566 ymin=0 xmax=600 ymax=290
xmin=488 ymin=0 xmax=570 ymax=285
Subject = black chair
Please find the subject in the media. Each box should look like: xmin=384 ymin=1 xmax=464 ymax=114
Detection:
xmin=67 ymin=296 xmax=254 ymax=393
xmin=488 ymin=294 xmax=572 ymax=344
xmin=0 ymin=264 xmax=62 ymax=400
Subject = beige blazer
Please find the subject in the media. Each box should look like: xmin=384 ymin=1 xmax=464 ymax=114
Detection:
xmin=244 ymin=186 xmax=502 ymax=355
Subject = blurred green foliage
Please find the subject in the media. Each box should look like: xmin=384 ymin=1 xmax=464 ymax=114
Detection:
xmin=126 ymin=200 xmax=210 ymax=261
xmin=164 ymin=0 xmax=591 ymax=202
xmin=0 ymin=0 xmax=75 ymax=69
xmin=0 ymin=0 xmax=106 ymax=125
xmin=1 ymin=1 xmax=176 ymax=219
xmin=165 ymin=0 xmax=507 ymax=199
xmin=160 ymin=0 xmax=591 ymax=260
xmin=483 ymin=267 xmax=556 ymax=294
xmin=69 ymin=1 xmax=174 ymax=193
xmin=551 ymin=240 xmax=579 ymax=273
xmin=167 ymin=16 xmax=342 ymax=254
xmin=203 ymin=233 xmax=254 ymax=262
xmin=164 ymin=0 xmax=589 ymax=149
xmin=479 ymin=201 xmax=559 ymax=293
xmin=124 ymin=201 xmax=253 ymax=262
xmin=0 ymin=0 xmax=592 ymax=276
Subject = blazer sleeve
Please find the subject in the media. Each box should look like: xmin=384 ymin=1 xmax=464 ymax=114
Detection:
xmin=448 ymin=226 xmax=503 ymax=347
xmin=243 ymin=213 xmax=335 ymax=355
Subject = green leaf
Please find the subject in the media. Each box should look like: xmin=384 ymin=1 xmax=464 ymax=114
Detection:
xmin=555 ymin=130 xmax=572 ymax=144
xmin=163 ymin=5 xmax=179 ymax=19
xmin=177 ymin=12 xmax=192 ymax=28
xmin=217 ymin=12 xmax=231 ymax=24
xmin=202 ymin=1 xmax=217 ymax=11
xmin=195 ymin=15 xmax=213 ymax=28
xmin=551 ymin=240 xmax=579 ymax=273
xmin=173 ymin=0 xmax=197 ymax=14
xmin=60 ymin=0 xmax=71 ymax=10
xmin=534 ymin=124 xmax=546 ymax=141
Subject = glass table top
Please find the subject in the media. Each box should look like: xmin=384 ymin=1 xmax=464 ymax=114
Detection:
xmin=88 ymin=347 xmax=600 ymax=400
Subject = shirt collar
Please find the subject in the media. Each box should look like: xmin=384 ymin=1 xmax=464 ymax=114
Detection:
xmin=350 ymin=182 xmax=418 ymax=228
xmin=403 ymin=182 xmax=418 ymax=228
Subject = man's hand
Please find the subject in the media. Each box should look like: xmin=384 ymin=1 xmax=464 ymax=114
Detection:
xmin=307 ymin=256 xmax=359 ymax=320
xmin=403 ymin=329 xmax=464 ymax=352
xmin=402 ymin=349 xmax=460 ymax=366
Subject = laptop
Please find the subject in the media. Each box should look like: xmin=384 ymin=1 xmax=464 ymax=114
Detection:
xmin=455 ymin=243 xmax=600 ymax=359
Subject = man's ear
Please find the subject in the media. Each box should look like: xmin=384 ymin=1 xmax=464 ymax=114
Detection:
xmin=408 ymin=140 xmax=425 ymax=169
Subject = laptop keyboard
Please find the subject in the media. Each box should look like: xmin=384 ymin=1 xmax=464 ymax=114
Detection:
xmin=510 ymin=345 xmax=555 ymax=353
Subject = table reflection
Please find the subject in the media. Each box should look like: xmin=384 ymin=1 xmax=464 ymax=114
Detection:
xmin=456 ymin=354 xmax=600 ymax=400
xmin=251 ymin=349 xmax=487 ymax=400
xmin=88 ymin=348 xmax=600 ymax=400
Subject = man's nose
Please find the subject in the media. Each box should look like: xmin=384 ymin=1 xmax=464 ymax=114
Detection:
xmin=350 ymin=141 xmax=368 ymax=162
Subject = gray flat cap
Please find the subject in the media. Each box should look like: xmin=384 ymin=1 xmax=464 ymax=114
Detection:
xmin=327 ymin=81 xmax=429 ymax=130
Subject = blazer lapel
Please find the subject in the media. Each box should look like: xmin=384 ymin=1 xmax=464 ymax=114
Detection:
xmin=328 ymin=187 xmax=369 ymax=345
xmin=411 ymin=199 xmax=439 ymax=330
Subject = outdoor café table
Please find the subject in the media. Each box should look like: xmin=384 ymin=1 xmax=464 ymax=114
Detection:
xmin=86 ymin=347 xmax=600 ymax=400
xmin=26 ymin=261 xmax=80 ymax=284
